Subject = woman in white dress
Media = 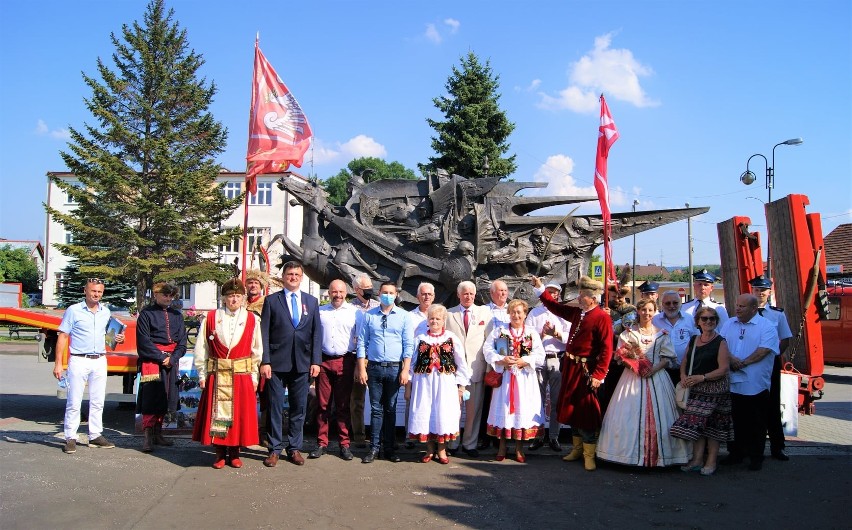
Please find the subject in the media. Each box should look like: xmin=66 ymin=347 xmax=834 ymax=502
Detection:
xmin=484 ymin=299 xmax=545 ymax=463
xmin=597 ymin=299 xmax=691 ymax=467
xmin=407 ymin=304 xmax=471 ymax=464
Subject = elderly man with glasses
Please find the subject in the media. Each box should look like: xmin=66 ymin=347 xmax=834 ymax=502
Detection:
xmin=652 ymin=290 xmax=699 ymax=386
xmin=356 ymin=281 xmax=414 ymax=463
xmin=53 ymin=278 xmax=125 ymax=454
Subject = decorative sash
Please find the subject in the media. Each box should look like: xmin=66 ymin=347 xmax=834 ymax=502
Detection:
xmin=205 ymin=309 xmax=255 ymax=438
xmin=140 ymin=342 xmax=176 ymax=383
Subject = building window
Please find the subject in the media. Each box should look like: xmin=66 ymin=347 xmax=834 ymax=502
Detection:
xmin=178 ymin=283 xmax=192 ymax=301
xmin=64 ymin=182 xmax=82 ymax=204
xmin=245 ymin=227 xmax=270 ymax=255
xmin=218 ymin=229 xmax=240 ymax=254
xmin=248 ymin=182 xmax=272 ymax=206
xmin=65 ymin=232 xmax=74 ymax=244
xmin=223 ymin=182 xmax=242 ymax=200
xmin=54 ymin=273 xmax=65 ymax=297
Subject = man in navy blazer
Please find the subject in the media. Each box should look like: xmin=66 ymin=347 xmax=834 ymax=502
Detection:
xmin=260 ymin=261 xmax=322 ymax=467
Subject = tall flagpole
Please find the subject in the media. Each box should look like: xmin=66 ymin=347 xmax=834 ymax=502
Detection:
xmin=241 ymin=34 xmax=260 ymax=284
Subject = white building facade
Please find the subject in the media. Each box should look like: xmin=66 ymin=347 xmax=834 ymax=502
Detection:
xmin=43 ymin=171 xmax=318 ymax=310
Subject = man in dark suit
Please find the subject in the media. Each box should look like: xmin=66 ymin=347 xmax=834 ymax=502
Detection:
xmin=260 ymin=261 xmax=322 ymax=467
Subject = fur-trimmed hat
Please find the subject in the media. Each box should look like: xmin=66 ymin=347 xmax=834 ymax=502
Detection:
xmin=608 ymin=284 xmax=630 ymax=296
xmin=244 ymin=269 xmax=269 ymax=289
xmin=578 ymin=275 xmax=604 ymax=294
xmin=221 ymin=278 xmax=246 ymax=296
xmin=152 ymin=282 xmax=179 ymax=296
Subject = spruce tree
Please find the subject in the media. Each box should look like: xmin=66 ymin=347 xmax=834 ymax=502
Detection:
xmin=45 ymin=0 xmax=240 ymax=310
xmin=422 ymin=52 xmax=517 ymax=179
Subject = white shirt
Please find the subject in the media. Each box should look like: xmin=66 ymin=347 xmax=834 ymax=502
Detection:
xmin=719 ymin=314 xmax=780 ymax=395
xmin=759 ymin=305 xmax=793 ymax=341
xmin=487 ymin=302 xmax=510 ymax=330
xmin=683 ymin=297 xmax=729 ymax=324
xmin=409 ymin=306 xmax=429 ymax=337
xmin=525 ymin=304 xmax=571 ymax=355
xmin=651 ymin=311 xmax=699 ymax=365
xmin=319 ymin=302 xmax=358 ymax=356
xmin=284 ymin=288 xmax=302 ymax=322
xmin=193 ymin=307 xmax=263 ymax=383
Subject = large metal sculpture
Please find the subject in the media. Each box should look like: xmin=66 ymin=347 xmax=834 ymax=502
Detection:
xmin=274 ymin=171 xmax=709 ymax=306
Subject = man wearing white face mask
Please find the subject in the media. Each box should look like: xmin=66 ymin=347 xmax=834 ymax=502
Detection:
xmin=356 ymin=281 xmax=414 ymax=463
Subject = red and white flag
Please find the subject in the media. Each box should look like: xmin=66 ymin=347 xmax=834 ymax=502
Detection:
xmin=594 ymin=94 xmax=619 ymax=288
xmin=245 ymin=40 xmax=312 ymax=195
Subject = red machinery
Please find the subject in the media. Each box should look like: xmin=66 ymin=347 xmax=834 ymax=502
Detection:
xmin=718 ymin=194 xmax=826 ymax=414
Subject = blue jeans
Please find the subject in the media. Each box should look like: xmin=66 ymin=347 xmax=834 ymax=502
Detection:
xmin=366 ymin=362 xmax=402 ymax=454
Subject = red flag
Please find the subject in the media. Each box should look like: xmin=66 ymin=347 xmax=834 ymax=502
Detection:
xmin=594 ymin=94 xmax=619 ymax=288
xmin=245 ymin=40 xmax=312 ymax=195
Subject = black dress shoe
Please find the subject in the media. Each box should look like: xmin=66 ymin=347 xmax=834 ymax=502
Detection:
xmin=476 ymin=439 xmax=490 ymax=450
xmin=362 ymin=450 xmax=379 ymax=464
xmin=528 ymin=438 xmax=544 ymax=451
xmin=309 ymin=446 xmax=326 ymax=459
xmin=461 ymin=448 xmax=480 ymax=458
xmin=771 ymin=450 xmax=790 ymax=461
xmin=386 ymin=452 xmax=402 ymax=463
xmin=720 ymin=455 xmax=744 ymax=466
xmin=340 ymin=446 xmax=354 ymax=461
xmin=548 ymin=439 xmax=562 ymax=452
xmin=447 ymin=447 xmax=458 ymax=456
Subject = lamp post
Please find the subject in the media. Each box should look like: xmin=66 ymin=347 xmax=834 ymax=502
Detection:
xmin=739 ymin=137 xmax=803 ymax=279
xmin=686 ymin=202 xmax=694 ymax=299
xmin=631 ymin=199 xmax=639 ymax=303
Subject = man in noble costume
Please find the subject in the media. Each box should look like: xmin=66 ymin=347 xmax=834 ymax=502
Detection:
xmin=135 ymin=282 xmax=187 ymax=452
xmin=260 ymin=261 xmax=323 ymax=467
xmin=533 ymin=275 xmax=613 ymax=471
xmin=310 ymin=279 xmax=358 ymax=461
xmin=245 ymin=270 xmax=268 ymax=316
xmin=192 ymin=279 xmax=262 ymax=468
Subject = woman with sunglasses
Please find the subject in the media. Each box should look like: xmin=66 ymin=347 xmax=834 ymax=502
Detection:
xmin=670 ymin=307 xmax=732 ymax=476
xmin=597 ymin=299 xmax=691 ymax=467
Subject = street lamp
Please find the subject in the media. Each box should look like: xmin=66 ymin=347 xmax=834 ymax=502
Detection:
xmin=739 ymin=137 xmax=803 ymax=280
xmin=632 ymin=199 xmax=639 ymax=303
xmin=686 ymin=202 xmax=694 ymax=299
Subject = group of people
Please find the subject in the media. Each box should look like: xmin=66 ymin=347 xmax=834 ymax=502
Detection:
xmin=54 ymin=265 xmax=791 ymax=476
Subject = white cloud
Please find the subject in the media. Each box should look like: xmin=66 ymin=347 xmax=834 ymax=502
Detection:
xmin=538 ymin=32 xmax=659 ymax=113
xmin=35 ymin=119 xmax=70 ymax=139
xmin=444 ymin=18 xmax=460 ymax=33
xmin=312 ymin=135 xmax=388 ymax=166
xmin=425 ymin=23 xmax=441 ymax=44
xmin=531 ymin=154 xmax=596 ymax=197
xmin=516 ymin=79 xmax=542 ymax=92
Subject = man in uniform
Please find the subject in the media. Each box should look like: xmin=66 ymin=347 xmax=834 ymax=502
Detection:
xmin=638 ymin=281 xmax=659 ymax=303
xmin=135 ymin=282 xmax=187 ymax=452
xmin=749 ymin=274 xmax=793 ymax=461
xmin=53 ymin=278 xmax=124 ymax=453
xmin=719 ymin=294 xmax=779 ymax=471
xmin=683 ymin=269 xmax=729 ymax=323
xmin=525 ymin=282 xmax=571 ymax=452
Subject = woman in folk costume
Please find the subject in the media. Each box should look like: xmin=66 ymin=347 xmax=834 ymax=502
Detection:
xmin=407 ymin=304 xmax=471 ymax=465
xmin=192 ymin=279 xmax=262 ymax=469
xmin=597 ymin=299 xmax=691 ymax=467
xmin=483 ymin=298 xmax=545 ymax=463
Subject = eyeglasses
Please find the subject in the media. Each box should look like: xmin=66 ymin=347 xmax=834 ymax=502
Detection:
xmin=699 ymin=316 xmax=717 ymax=322
xmin=87 ymin=278 xmax=104 ymax=285
xmin=381 ymin=314 xmax=387 ymax=329
xmin=663 ymin=301 xmax=679 ymax=306
xmin=420 ymin=293 xmax=434 ymax=297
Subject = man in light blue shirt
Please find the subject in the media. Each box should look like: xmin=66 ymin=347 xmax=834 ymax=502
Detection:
xmin=53 ymin=278 xmax=124 ymax=454
xmin=719 ymin=293 xmax=779 ymax=471
xmin=652 ymin=290 xmax=699 ymax=386
xmin=356 ymin=281 xmax=413 ymax=463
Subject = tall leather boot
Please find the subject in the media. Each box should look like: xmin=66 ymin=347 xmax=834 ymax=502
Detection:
xmin=212 ymin=446 xmax=227 ymax=469
xmin=228 ymin=446 xmax=243 ymax=468
xmin=142 ymin=427 xmax=154 ymax=452
xmin=583 ymin=442 xmax=597 ymax=471
xmin=562 ymin=436 xmax=583 ymax=462
xmin=153 ymin=424 xmax=174 ymax=446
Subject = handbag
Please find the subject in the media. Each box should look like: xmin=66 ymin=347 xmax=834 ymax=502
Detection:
xmin=484 ymin=369 xmax=503 ymax=388
xmin=674 ymin=338 xmax=697 ymax=410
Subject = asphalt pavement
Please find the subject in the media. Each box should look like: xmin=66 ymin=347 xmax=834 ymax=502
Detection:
xmin=1 ymin=341 xmax=849 ymax=529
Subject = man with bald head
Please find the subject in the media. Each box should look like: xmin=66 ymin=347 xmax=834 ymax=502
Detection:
xmin=310 ymin=279 xmax=358 ymax=460
xmin=719 ymin=293 xmax=779 ymax=471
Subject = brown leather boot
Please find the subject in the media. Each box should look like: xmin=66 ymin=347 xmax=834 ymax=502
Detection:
xmin=562 ymin=435 xmax=583 ymax=462
xmin=153 ymin=425 xmax=173 ymax=446
xmin=141 ymin=428 xmax=154 ymax=452
xmin=583 ymin=443 xmax=597 ymax=471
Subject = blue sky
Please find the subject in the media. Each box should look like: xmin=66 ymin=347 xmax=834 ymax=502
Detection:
xmin=1 ymin=0 xmax=850 ymax=269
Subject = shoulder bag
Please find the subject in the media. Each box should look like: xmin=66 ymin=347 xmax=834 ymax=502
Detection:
xmin=674 ymin=337 xmax=697 ymax=410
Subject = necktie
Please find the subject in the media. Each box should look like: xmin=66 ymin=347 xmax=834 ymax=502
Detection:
xmin=463 ymin=309 xmax=469 ymax=332
xmin=758 ymin=307 xmax=765 ymax=316
xmin=291 ymin=293 xmax=300 ymax=327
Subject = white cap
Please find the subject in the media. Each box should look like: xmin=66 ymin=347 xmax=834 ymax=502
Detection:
xmin=544 ymin=282 xmax=562 ymax=292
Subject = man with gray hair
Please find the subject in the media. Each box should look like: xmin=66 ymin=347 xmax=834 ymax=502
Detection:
xmin=350 ymin=274 xmax=379 ymax=448
xmin=445 ymin=280 xmax=493 ymax=457
xmin=409 ymin=282 xmax=435 ymax=336
xmin=652 ymin=290 xmax=699 ymax=386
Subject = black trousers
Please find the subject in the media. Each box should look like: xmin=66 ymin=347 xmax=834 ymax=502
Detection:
xmin=730 ymin=390 xmax=769 ymax=462
xmin=766 ymin=356 xmax=785 ymax=452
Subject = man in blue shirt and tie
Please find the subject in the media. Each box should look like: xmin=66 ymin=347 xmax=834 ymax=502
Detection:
xmin=357 ymin=281 xmax=414 ymax=463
